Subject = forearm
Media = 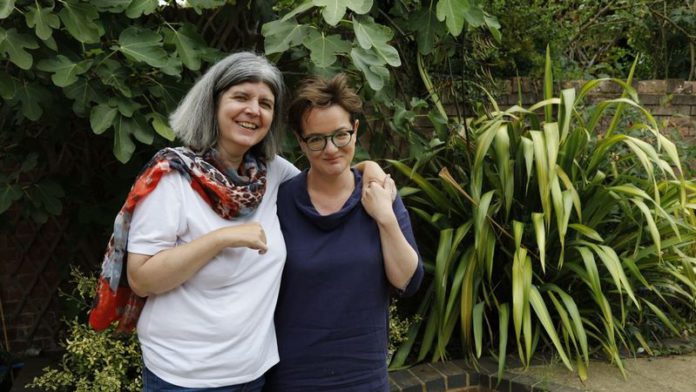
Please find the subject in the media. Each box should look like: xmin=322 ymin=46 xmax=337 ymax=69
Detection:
xmin=377 ymin=218 xmax=419 ymax=290
xmin=127 ymin=228 xmax=229 ymax=297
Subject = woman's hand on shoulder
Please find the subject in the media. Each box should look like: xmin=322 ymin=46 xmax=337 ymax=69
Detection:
xmin=215 ymin=222 xmax=268 ymax=254
xmin=361 ymin=175 xmax=398 ymax=225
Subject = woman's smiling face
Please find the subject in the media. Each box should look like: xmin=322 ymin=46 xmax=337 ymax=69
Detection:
xmin=216 ymin=81 xmax=275 ymax=158
xmin=300 ymin=105 xmax=358 ymax=178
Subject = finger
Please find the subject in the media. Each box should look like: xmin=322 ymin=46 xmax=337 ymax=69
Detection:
xmin=256 ymin=238 xmax=268 ymax=254
xmin=382 ymin=174 xmax=391 ymax=187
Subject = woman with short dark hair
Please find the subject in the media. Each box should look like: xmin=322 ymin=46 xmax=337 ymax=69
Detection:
xmin=264 ymin=74 xmax=424 ymax=391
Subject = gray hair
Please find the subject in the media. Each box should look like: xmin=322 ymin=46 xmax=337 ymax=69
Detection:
xmin=169 ymin=52 xmax=286 ymax=160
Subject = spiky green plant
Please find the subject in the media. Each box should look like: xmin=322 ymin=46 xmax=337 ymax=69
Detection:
xmin=389 ymin=49 xmax=696 ymax=382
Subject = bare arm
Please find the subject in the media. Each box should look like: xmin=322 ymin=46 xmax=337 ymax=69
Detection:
xmin=127 ymin=223 xmax=267 ymax=297
xmin=361 ymin=177 xmax=418 ymax=290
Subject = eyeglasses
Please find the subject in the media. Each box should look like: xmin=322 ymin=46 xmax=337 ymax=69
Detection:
xmin=300 ymin=130 xmax=355 ymax=151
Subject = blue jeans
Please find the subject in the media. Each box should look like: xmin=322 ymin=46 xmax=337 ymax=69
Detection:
xmin=142 ymin=366 xmax=265 ymax=392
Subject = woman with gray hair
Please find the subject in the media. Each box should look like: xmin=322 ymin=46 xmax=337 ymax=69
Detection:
xmin=88 ymin=52 xmax=384 ymax=391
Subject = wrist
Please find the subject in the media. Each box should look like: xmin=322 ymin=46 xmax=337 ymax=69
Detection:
xmin=375 ymin=212 xmax=398 ymax=227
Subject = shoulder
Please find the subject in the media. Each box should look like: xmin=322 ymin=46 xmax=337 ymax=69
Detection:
xmin=267 ymin=155 xmax=300 ymax=182
xmin=267 ymin=155 xmax=296 ymax=171
xmin=279 ymin=170 xmax=305 ymax=193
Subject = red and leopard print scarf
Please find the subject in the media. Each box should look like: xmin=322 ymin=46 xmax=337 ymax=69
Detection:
xmin=89 ymin=147 xmax=267 ymax=332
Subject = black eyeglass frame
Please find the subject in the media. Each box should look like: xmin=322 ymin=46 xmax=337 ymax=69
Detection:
xmin=300 ymin=130 xmax=355 ymax=151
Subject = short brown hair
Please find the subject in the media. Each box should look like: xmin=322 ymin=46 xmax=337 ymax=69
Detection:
xmin=287 ymin=74 xmax=362 ymax=136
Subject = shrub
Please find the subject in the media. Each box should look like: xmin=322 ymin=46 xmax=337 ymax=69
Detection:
xmin=389 ymin=50 xmax=696 ymax=381
xmin=27 ymin=269 xmax=141 ymax=392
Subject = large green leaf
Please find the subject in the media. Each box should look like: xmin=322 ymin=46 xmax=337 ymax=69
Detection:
xmin=548 ymin=285 xmax=589 ymax=365
xmin=353 ymin=16 xmax=400 ymax=67
xmin=643 ymin=299 xmax=681 ymax=336
xmin=109 ymin=96 xmax=144 ymax=117
xmin=460 ymin=251 xmax=478 ymax=347
xmin=531 ymin=213 xmax=546 ymax=272
xmin=313 ymin=0 xmax=344 ymax=25
xmin=126 ymin=0 xmax=159 ymax=18
xmin=569 ymin=224 xmax=603 ymax=242
xmin=0 ymin=0 xmax=14 ymax=19
xmin=471 ymin=119 xmax=502 ymax=200
xmin=494 ymin=124 xmax=512 ymax=216
xmin=63 ymin=77 xmax=100 ymax=115
xmin=14 ymin=81 xmax=48 ymax=120
xmin=0 ymin=71 xmax=15 ymax=99
xmin=434 ymin=229 xmax=453 ymax=328
xmin=95 ymin=59 xmax=133 ymax=97
xmin=117 ymin=27 xmax=168 ymax=68
xmin=0 ymin=28 xmax=39 ymax=70
xmin=36 ymin=55 xmax=92 ymax=87
xmin=313 ymin=0 xmax=372 ymax=26
xmin=497 ymin=303 xmax=510 ymax=381
xmin=630 ymin=198 xmax=661 ymax=254
xmin=130 ymin=114 xmax=154 ymax=145
xmin=58 ymin=1 xmax=103 ymax=44
xmin=408 ymin=8 xmax=443 ymax=55
xmin=90 ymin=104 xmax=118 ymax=135
xmin=157 ymin=55 xmax=183 ymax=77
xmin=544 ymin=46 xmax=553 ymax=121
xmin=150 ymin=112 xmax=175 ymax=141
xmin=530 ymin=131 xmax=551 ymax=226
xmin=113 ymin=114 xmax=137 ymax=163
xmin=590 ymin=244 xmax=639 ymax=308
xmin=529 ymin=286 xmax=573 ymax=370
xmin=25 ymin=5 xmax=61 ymax=40
xmin=303 ymin=30 xmax=351 ymax=68
xmin=165 ymin=23 xmax=205 ymax=71
xmin=472 ymin=301 xmax=484 ymax=357
xmin=436 ymin=0 xmax=484 ymax=36
xmin=262 ymin=18 xmax=310 ymax=55
xmin=484 ymin=13 xmax=501 ymax=42
xmin=350 ymin=46 xmax=389 ymax=91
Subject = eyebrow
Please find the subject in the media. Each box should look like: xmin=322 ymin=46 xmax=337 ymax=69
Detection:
xmin=303 ymin=127 xmax=352 ymax=137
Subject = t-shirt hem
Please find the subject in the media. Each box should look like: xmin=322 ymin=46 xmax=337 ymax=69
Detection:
xmin=144 ymin=355 xmax=279 ymax=388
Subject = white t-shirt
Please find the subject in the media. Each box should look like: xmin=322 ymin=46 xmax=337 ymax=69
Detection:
xmin=127 ymin=155 xmax=299 ymax=388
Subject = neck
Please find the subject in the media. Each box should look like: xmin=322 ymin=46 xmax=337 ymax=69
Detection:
xmin=306 ymin=168 xmax=355 ymax=215
xmin=306 ymin=168 xmax=354 ymax=195
xmin=216 ymin=143 xmax=245 ymax=170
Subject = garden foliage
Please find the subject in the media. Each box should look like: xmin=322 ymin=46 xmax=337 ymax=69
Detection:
xmin=0 ymin=0 xmax=694 ymax=388
xmin=388 ymin=50 xmax=696 ymax=379
xmin=488 ymin=0 xmax=696 ymax=80
xmin=26 ymin=269 xmax=142 ymax=392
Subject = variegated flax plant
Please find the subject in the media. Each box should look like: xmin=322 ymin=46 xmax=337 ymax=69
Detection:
xmin=388 ymin=49 xmax=696 ymax=382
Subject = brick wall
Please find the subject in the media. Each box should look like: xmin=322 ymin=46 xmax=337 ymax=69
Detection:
xmin=496 ymin=78 xmax=696 ymax=142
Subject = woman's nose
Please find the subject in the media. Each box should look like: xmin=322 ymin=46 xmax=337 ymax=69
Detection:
xmin=245 ymin=100 xmax=260 ymax=116
xmin=323 ymin=138 xmax=339 ymax=153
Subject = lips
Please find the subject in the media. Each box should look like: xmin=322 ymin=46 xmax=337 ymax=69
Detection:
xmin=323 ymin=156 xmax=343 ymax=164
xmin=237 ymin=121 xmax=258 ymax=130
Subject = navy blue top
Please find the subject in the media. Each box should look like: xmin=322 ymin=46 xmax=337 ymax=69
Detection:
xmin=264 ymin=169 xmax=424 ymax=392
